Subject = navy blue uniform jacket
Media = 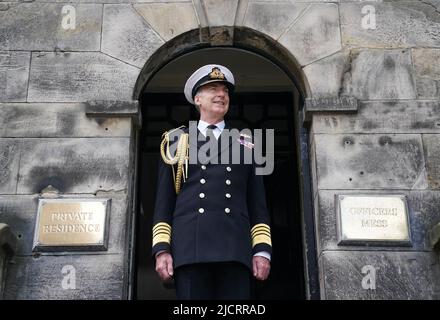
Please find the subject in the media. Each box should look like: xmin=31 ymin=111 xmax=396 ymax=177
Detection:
xmin=152 ymin=124 xmax=272 ymax=270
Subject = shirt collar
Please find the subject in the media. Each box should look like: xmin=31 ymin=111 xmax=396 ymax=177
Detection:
xmin=198 ymin=120 xmax=225 ymax=132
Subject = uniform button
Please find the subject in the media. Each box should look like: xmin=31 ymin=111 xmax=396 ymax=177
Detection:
xmin=201 ymin=165 xmax=207 ymax=170
xmin=199 ymin=208 xmax=205 ymax=214
xmin=226 ymin=179 xmax=231 ymax=185
xmin=225 ymin=193 xmax=231 ymax=198
xmin=199 ymin=193 xmax=205 ymax=199
xmin=225 ymin=208 xmax=231 ymax=214
xmin=226 ymin=166 xmax=232 ymax=172
xmin=200 ymin=178 xmax=206 ymax=184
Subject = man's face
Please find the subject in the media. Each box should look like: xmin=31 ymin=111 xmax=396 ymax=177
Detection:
xmin=194 ymin=82 xmax=230 ymax=119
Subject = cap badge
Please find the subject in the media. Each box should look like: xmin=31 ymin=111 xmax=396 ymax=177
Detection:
xmin=209 ymin=67 xmax=226 ymax=80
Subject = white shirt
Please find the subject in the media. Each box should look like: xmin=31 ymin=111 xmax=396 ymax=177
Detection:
xmin=197 ymin=120 xmax=225 ymax=140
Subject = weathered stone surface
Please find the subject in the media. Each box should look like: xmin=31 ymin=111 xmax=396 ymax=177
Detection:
xmin=430 ymin=221 xmax=440 ymax=251
xmin=311 ymin=100 xmax=440 ymax=134
xmin=316 ymin=190 xmax=440 ymax=254
xmin=0 ymin=103 xmax=131 ymax=138
xmin=4 ymin=254 xmax=125 ymax=299
xmin=85 ymin=100 xmax=139 ymax=116
xmin=420 ymin=0 xmax=440 ymax=10
xmin=0 ymin=194 xmax=128 ymax=255
xmin=28 ymin=52 xmax=139 ymax=102
xmin=245 ymin=0 xmax=342 ymax=3
xmin=279 ymin=4 xmax=341 ymax=66
xmin=310 ymin=134 xmax=318 ymax=201
xmin=202 ymin=0 xmax=238 ymax=27
xmin=85 ymin=100 xmax=141 ymax=127
xmin=0 ymin=224 xmax=17 ymax=256
xmin=206 ymin=26 xmax=234 ymax=46
xmin=0 ymin=139 xmax=21 ymax=194
xmin=134 ymin=3 xmax=198 ymax=41
xmin=319 ymin=251 xmax=440 ymax=300
xmin=0 ymin=3 xmax=101 ymax=51
xmin=340 ymin=2 xmax=440 ymax=48
xmin=341 ymin=49 xmax=416 ymax=100
xmin=423 ymin=134 xmax=440 ymax=189
xmin=17 ymin=138 xmax=130 ymax=194
xmin=32 ymin=0 xmax=190 ymax=3
xmin=314 ymin=134 xmax=426 ymax=189
xmin=233 ymin=0 xmax=248 ymax=26
xmin=191 ymin=0 xmax=208 ymax=27
xmin=412 ymin=48 xmax=440 ymax=99
xmin=242 ymin=2 xmax=307 ymax=40
xmin=303 ymin=51 xmax=350 ymax=98
xmin=102 ymin=5 xmax=165 ymax=68
xmin=0 ymin=52 xmax=30 ymax=102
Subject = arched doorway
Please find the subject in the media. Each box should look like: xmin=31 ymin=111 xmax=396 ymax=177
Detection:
xmin=132 ymin=27 xmax=318 ymax=300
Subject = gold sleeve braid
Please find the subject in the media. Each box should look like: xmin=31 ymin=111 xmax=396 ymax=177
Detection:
xmin=251 ymin=223 xmax=272 ymax=247
xmin=160 ymin=126 xmax=189 ymax=194
xmin=152 ymin=222 xmax=171 ymax=247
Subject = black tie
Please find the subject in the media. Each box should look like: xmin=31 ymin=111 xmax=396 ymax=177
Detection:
xmin=206 ymin=124 xmax=217 ymax=139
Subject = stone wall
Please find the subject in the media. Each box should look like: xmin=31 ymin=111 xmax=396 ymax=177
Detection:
xmin=1 ymin=0 xmax=440 ymax=299
xmin=308 ymin=1 xmax=440 ymax=299
xmin=0 ymin=101 xmax=136 ymax=299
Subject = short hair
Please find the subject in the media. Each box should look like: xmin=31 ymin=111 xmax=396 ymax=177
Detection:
xmin=193 ymin=88 xmax=203 ymax=112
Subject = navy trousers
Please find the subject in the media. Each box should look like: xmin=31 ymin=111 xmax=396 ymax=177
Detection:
xmin=174 ymin=262 xmax=251 ymax=300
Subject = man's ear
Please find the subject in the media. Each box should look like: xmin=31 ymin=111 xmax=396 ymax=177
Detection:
xmin=194 ymin=94 xmax=200 ymax=106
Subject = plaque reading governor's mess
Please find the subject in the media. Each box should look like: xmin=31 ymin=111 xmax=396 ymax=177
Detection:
xmin=33 ymin=199 xmax=111 ymax=251
xmin=336 ymin=195 xmax=411 ymax=246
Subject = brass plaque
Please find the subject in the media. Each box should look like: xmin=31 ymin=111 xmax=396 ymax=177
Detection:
xmin=33 ymin=199 xmax=110 ymax=251
xmin=336 ymin=195 xmax=411 ymax=245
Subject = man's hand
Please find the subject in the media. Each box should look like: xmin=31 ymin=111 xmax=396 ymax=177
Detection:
xmin=252 ymin=256 xmax=270 ymax=281
xmin=155 ymin=252 xmax=174 ymax=281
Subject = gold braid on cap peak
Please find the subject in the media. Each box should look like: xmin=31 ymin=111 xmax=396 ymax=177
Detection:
xmin=160 ymin=126 xmax=189 ymax=194
xmin=209 ymin=67 xmax=225 ymax=80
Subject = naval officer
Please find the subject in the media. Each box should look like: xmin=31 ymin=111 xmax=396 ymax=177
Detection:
xmin=152 ymin=64 xmax=272 ymax=300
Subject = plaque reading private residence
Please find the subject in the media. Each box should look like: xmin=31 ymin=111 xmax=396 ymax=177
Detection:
xmin=33 ymin=199 xmax=111 ymax=251
xmin=336 ymin=195 xmax=411 ymax=245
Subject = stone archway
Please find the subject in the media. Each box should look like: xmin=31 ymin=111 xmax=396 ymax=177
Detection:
xmin=132 ymin=26 xmax=321 ymax=299
xmin=132 ymin=26 xmax=311 ymax=101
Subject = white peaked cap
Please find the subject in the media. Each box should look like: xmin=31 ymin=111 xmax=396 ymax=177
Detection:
xmin=184 ymin=64 xmax=235 ymax=105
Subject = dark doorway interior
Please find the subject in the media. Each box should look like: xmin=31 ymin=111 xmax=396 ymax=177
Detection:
xmin=134 ymin=91 xmax=305 ymax=299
